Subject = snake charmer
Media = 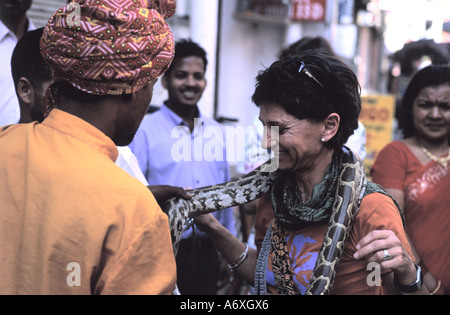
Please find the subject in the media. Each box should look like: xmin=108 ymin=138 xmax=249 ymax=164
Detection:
xmin=0 ymin=0 xmax=177 ymax=294
xmin=372 ymin=65 xmax=450 ymax=295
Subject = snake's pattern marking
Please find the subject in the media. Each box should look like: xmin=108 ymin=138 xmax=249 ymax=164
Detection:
xmin=162 ymin=162 xmax=278 ymax=256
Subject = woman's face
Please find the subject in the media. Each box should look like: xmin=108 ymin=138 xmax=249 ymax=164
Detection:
xmin=413 ymin=84 xmax=450 ymax=144
xmin=259 ymin=103 xmax=327 ymax=172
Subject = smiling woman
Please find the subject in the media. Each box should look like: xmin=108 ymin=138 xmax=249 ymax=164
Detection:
xmin=194 ymin=51 xmax=427 ymax=295
xmin=371 ymin=65 xmax=450 ymax=295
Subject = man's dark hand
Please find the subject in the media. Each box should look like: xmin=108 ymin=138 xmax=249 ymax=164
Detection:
xmin=148 ymin=185 xmax=192 ymax=208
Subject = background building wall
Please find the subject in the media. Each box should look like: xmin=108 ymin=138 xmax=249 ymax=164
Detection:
xmin=29 ymin=0 xmax=67 ymax=28
xmin=25 ymin=0 xmax=450 ymax=131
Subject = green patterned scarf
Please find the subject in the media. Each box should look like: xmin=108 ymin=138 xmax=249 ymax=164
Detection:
xmin=271 ymin=153 xmax=340 ymax=230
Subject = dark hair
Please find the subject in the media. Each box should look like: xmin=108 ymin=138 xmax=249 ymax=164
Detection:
xmin=11 ymin=27 xmax=53 ymax=88
xmin=279 ymin=36 xmax=335 ymax=60
xmin=252 ymin=51 xmax=361 ymax=151
xmin=400 ymin=65 xmax=450 ymax=138
xmin=393 ymin=39 xmax=450 ymax=76
xmin=164 ymin=39 xmax=208 ymax=77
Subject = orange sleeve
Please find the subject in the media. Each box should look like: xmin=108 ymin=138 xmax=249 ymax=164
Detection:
xmin=355 ymin=193 xmax=414 ymax=261
xmin=332 ymin=192 xmax=414 ymax=295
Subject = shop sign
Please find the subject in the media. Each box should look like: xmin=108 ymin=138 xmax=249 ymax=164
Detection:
xmin=359 ymin=95 xmax=396 ymax=178
xmin=242 ymin=0 xmax=289 ymax=18
xmin=291 ymin=0 xmax=327 ymax=22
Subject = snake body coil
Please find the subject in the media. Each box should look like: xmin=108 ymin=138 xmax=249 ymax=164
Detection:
xmin=305 ymin=148 xmax=366 ymax=295
xmin=162 ymin=161 xmax=278 ymax=256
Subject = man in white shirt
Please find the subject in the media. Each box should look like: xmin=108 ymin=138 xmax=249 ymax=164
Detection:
xmin=0 ymin=0 xmax=34 ymax=128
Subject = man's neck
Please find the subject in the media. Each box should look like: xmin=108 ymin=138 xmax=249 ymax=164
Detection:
xmin=165 ymin=101 xmax=199 ymax=132
xmin=57 ymin=95 xmax=116 ymax=142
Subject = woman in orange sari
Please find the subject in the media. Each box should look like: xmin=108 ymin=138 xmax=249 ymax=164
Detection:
xmin=371 ymin=65 xmax=450 ymax=295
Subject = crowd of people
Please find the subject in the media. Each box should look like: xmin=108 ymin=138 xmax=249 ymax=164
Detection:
xmin=0 ymin=0 xmax=448 ymax=295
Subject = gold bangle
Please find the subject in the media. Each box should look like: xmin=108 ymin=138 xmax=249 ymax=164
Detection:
xmin=430 ymin=280 xmax=442 ymax=295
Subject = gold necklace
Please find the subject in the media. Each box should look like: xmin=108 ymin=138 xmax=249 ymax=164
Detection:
xmin=420 ymin=146 xmax=450 ymax=168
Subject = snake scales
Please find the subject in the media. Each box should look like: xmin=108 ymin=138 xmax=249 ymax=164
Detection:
xmin=162 ymin=161 xmax=279 ymax=256
xmin=162 ymin=147 xmax=366 ymax=295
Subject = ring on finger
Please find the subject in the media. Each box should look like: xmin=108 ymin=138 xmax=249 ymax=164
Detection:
xmin=382 ymin=249 xmax=393 ymax=261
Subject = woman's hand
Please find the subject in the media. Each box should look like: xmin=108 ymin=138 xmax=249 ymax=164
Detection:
xmin=193 ymin=213 xmax=217 ymax=232
xmin=354 ymin=230 xmax=418 ymax=288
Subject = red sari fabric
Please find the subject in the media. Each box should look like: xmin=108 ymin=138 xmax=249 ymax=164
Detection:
xmin=371 ymin=141 xmax=450 ymax=293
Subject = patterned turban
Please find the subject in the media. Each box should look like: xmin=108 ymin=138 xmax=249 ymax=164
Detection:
xmin=40 ymin=0 xmax=176 ymax=115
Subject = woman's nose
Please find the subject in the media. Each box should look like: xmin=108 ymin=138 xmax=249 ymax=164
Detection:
xmin=262 ymin=126 xmax=279 ymax=150
xmin=429 ymin=105 xmax=443 ymax=119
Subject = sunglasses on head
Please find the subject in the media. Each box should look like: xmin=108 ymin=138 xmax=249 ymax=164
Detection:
xmin=298 ymin=61 xmax=325 ymax=89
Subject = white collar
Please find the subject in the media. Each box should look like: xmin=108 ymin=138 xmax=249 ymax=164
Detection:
xmin=0 ymin=18 xmax=35 ymax=42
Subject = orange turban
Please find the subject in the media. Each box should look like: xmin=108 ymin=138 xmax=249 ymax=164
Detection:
xmin=40 ymin=0 xmax=176 ymax=115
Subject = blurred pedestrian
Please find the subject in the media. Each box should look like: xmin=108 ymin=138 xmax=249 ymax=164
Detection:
xmin=0 ymin=0 xmax=35 ymax=127
xmin=371 ymin=65 xmax=450 ymax=295
xmin=11 ymin=27 xmax=52 ymax=125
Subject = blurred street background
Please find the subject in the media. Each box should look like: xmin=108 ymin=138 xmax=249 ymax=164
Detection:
xmin=26 ymin=0 xmax=450 ymax=174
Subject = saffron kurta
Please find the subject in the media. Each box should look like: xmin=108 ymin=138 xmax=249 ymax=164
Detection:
xmin=0 ymin=109 xmax=176 ymax=295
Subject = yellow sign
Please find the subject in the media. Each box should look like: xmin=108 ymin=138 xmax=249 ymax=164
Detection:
xmin=359 ymin=95 xmax=396 ymax=178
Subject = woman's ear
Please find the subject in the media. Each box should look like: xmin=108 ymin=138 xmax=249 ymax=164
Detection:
xmin=322 ymin=113 xmax=340 ymax=142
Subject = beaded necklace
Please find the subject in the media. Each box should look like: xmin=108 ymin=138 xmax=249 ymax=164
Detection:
xmin=420 ymin=146 xmax=450 ymax=168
